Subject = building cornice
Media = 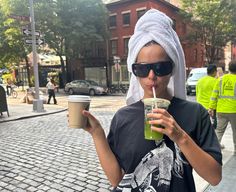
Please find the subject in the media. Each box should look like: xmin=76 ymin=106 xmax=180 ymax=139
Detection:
xmin=105 ymin=0 xmax=180 ymax=12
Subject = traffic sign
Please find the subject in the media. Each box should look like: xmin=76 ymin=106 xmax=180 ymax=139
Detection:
xmin=22 ymin=28 xmax=40 ymax=36
xmin=25 ymin=38 xmax=45 ymax=45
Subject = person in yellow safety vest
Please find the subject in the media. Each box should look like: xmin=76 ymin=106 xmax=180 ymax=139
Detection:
xmin=209 ymin=60 xmax=236 ymax=154
xmin=196 ymin=64 xmax=217 ymax=129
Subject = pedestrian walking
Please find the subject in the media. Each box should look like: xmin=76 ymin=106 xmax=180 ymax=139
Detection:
xmin=196 ymin=65 xmax=217 ymax=129
xmin=6 ymin=78 xmax=12 ymax=96
xmin=81 ymin=9 xmax=222 ymax=191
xmin=209 ymin=60 xmax=236 ymax=153
xmin=46 ymin=79 xmax=57 ymax=104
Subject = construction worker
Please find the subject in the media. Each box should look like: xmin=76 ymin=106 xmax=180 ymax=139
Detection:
xmin=196 ymin=64 xmax=217 ymax=128
xmin=209 ymin=60 xmax=236 ymax=153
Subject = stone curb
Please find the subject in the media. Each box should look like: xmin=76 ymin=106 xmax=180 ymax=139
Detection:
xmin=0 ymin=108 xmax=67 ymax=123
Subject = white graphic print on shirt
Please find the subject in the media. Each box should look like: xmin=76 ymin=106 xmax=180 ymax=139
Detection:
xmin=114 ymin=141 xmax=188 ymax=192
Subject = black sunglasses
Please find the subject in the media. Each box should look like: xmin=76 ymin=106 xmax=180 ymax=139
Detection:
xmin=132 ymin=61 xmax=173 ymax=77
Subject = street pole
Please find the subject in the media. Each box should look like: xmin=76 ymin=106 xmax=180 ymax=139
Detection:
xmin=29 ymin=0 xmax=44 ymax=112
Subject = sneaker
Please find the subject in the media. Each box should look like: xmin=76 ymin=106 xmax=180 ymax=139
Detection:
xmin=220 ymin=144 xmax=225 ymax=149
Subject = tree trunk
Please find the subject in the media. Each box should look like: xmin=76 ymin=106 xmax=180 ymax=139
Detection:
xmin=24 ymin=56 xmax=32 ymax=87
xmin=58 ymin=54 xmax=66 ymax=87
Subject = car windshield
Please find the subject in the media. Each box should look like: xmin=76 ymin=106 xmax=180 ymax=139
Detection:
xmin=188 ymin=72 xmax=206 ymax=81
xmin=87 ymin=80 xmax=98 ymax=86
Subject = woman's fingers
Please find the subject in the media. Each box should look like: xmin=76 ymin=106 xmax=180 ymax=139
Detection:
xmin=147 ymin=110 xmax=183 ymax=142
xmin=152 ymin=108 xmax=171 ymax=116
xmin=82 ymin=110 xmax=97 ymax=121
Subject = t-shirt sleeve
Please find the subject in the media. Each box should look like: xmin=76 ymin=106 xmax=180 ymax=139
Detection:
xmin=197 ymin=105 xmax=222 ymax=165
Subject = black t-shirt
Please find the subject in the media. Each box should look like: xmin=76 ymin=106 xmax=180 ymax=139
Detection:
xmin=107 ymin=97 xmax=222 ymax=192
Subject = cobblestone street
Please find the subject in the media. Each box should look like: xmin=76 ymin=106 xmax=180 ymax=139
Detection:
xmin=0 ymin=110 xmax=115 ymax=192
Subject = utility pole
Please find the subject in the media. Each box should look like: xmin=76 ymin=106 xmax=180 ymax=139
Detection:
xmin=29 ymin=0 xmax=44 ymax=112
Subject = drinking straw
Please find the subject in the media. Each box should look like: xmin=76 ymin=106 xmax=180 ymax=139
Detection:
xmin=152 ymin=86 xmax=157 ymax=109
xmin=152 ymin=86 xmax=156 ymax=98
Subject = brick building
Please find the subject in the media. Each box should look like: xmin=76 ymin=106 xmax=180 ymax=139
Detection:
xmin=67 ymin=0 xmax=206 ymax=86
xmin=106 ymin=0 xmax=206 ymax=85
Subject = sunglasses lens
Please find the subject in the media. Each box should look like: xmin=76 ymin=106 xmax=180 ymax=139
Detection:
xmin=132 ymin=64 xmax=149 ymax=77
xmin=153 ymin=62 xmax=173 ymax=76
xmin=132 ymin=61 xmax=173 ymax=77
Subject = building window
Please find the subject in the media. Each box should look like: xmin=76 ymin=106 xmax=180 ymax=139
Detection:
xmin=121 ymin=66 xmax=129 ymax=81
xmin=112 ymin=65 xmax=129 ymax=83
xmin=111 ymin=40 xmax=118 ymax=55
xmin=109 ymin=15 xmax=117 ymax=28
xmin=194 ymin=49 xmax=198 ymax=62
xmin=172 ymin=18 xmax=176 ymax=31
xmin=137 ymin=9 xmax=146 ymax=20
xmin=123 ymin=13 xmax=130 ymax=25
xmin=124 ymin=38 xmax=130 ymax=55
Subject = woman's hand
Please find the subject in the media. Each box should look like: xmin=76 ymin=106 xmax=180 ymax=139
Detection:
xmin=82 ymin=110 xmax=104 ymax=136
xmin=147 ymin=108 xmax=185 ymax=144
xmin=148 ymin=109 xmax=222 ymax=186
xmin=67 ymin=110 xmax=103 ymax=136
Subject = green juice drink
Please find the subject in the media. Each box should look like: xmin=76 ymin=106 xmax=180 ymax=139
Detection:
xmin=143 ymin=98 xmax=170 ymax=141
xmin=144 ymin=120 xmax=163 ymax=140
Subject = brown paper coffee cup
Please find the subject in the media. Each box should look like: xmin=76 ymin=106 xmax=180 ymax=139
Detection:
xmin=68 ymin=95 xmax=91 ymax=128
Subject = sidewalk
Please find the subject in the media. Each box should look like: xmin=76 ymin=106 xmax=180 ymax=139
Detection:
xmin=204 ymin=155 xmax=236 ymax=192
xmin=0 ymin=103 xmax=67 ymax=123
xmin=0 ymin=88 xmax=67 ymax=123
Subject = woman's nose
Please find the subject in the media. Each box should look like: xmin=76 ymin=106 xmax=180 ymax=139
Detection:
xmin=148 ymin=69 xmax=157 ymax=79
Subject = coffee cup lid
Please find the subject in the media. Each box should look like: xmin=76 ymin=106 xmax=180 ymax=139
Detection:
xmin=68 ymin=95 xmax=91 ymax=102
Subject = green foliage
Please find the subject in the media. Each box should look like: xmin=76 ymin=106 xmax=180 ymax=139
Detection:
xmin=180 ymin=0 xmax=236 ymax=64
xmin=0 ymin=0 xmax=108 ymax=68
xmin=0 ymin=0 xmax=30 ymax=68
xmin=2 ymin=73 xmax=14 ymax=83
xmin=35 ymin=0 xmax=108 ymax=58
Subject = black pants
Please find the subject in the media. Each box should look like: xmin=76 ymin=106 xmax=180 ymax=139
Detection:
xmin=47 ymin=89 xmax=57 ymax=104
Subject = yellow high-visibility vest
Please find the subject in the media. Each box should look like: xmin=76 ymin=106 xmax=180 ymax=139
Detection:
xmin=209 ymin=74 xmax=236 ymax=113
xmin=196 ymin=75 xmax=217 ymax=109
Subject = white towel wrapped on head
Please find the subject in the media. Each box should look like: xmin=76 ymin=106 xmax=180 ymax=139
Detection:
xmin=126 ymin=9 xmax=186 ymax=105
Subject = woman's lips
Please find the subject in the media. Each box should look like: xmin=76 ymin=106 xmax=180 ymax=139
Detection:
xmin=147 ymin=84 xmax=157 ymax=90
xmin=147 ymin=83 xmax=156 ymax=87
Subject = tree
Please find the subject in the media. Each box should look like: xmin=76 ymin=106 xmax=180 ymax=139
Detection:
xmin=35 ymin=0 xmax=109 ymax=85
xmin=180 ymin=0 xmax=236 ymax=64
xmin=0 ymin=0 xmax=33 ymax=86
xmin=0 ymin=0 xmax=109 ymax=86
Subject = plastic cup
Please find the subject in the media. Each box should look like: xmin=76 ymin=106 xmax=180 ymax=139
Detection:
xmin=143 ymin=98 xmax=170 ymax=140
xmin=68 ymin=95 xmax=91 ymax=128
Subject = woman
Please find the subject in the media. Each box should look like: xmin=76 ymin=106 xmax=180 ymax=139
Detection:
xmin=82 ymin=9 xmax=222 ymax=191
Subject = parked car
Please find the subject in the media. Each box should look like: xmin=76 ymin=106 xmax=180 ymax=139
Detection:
xmin=64 ymin=80 xmax=108 ymax=96
xmin=186 ymin=68 xmax=207 ymax=95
